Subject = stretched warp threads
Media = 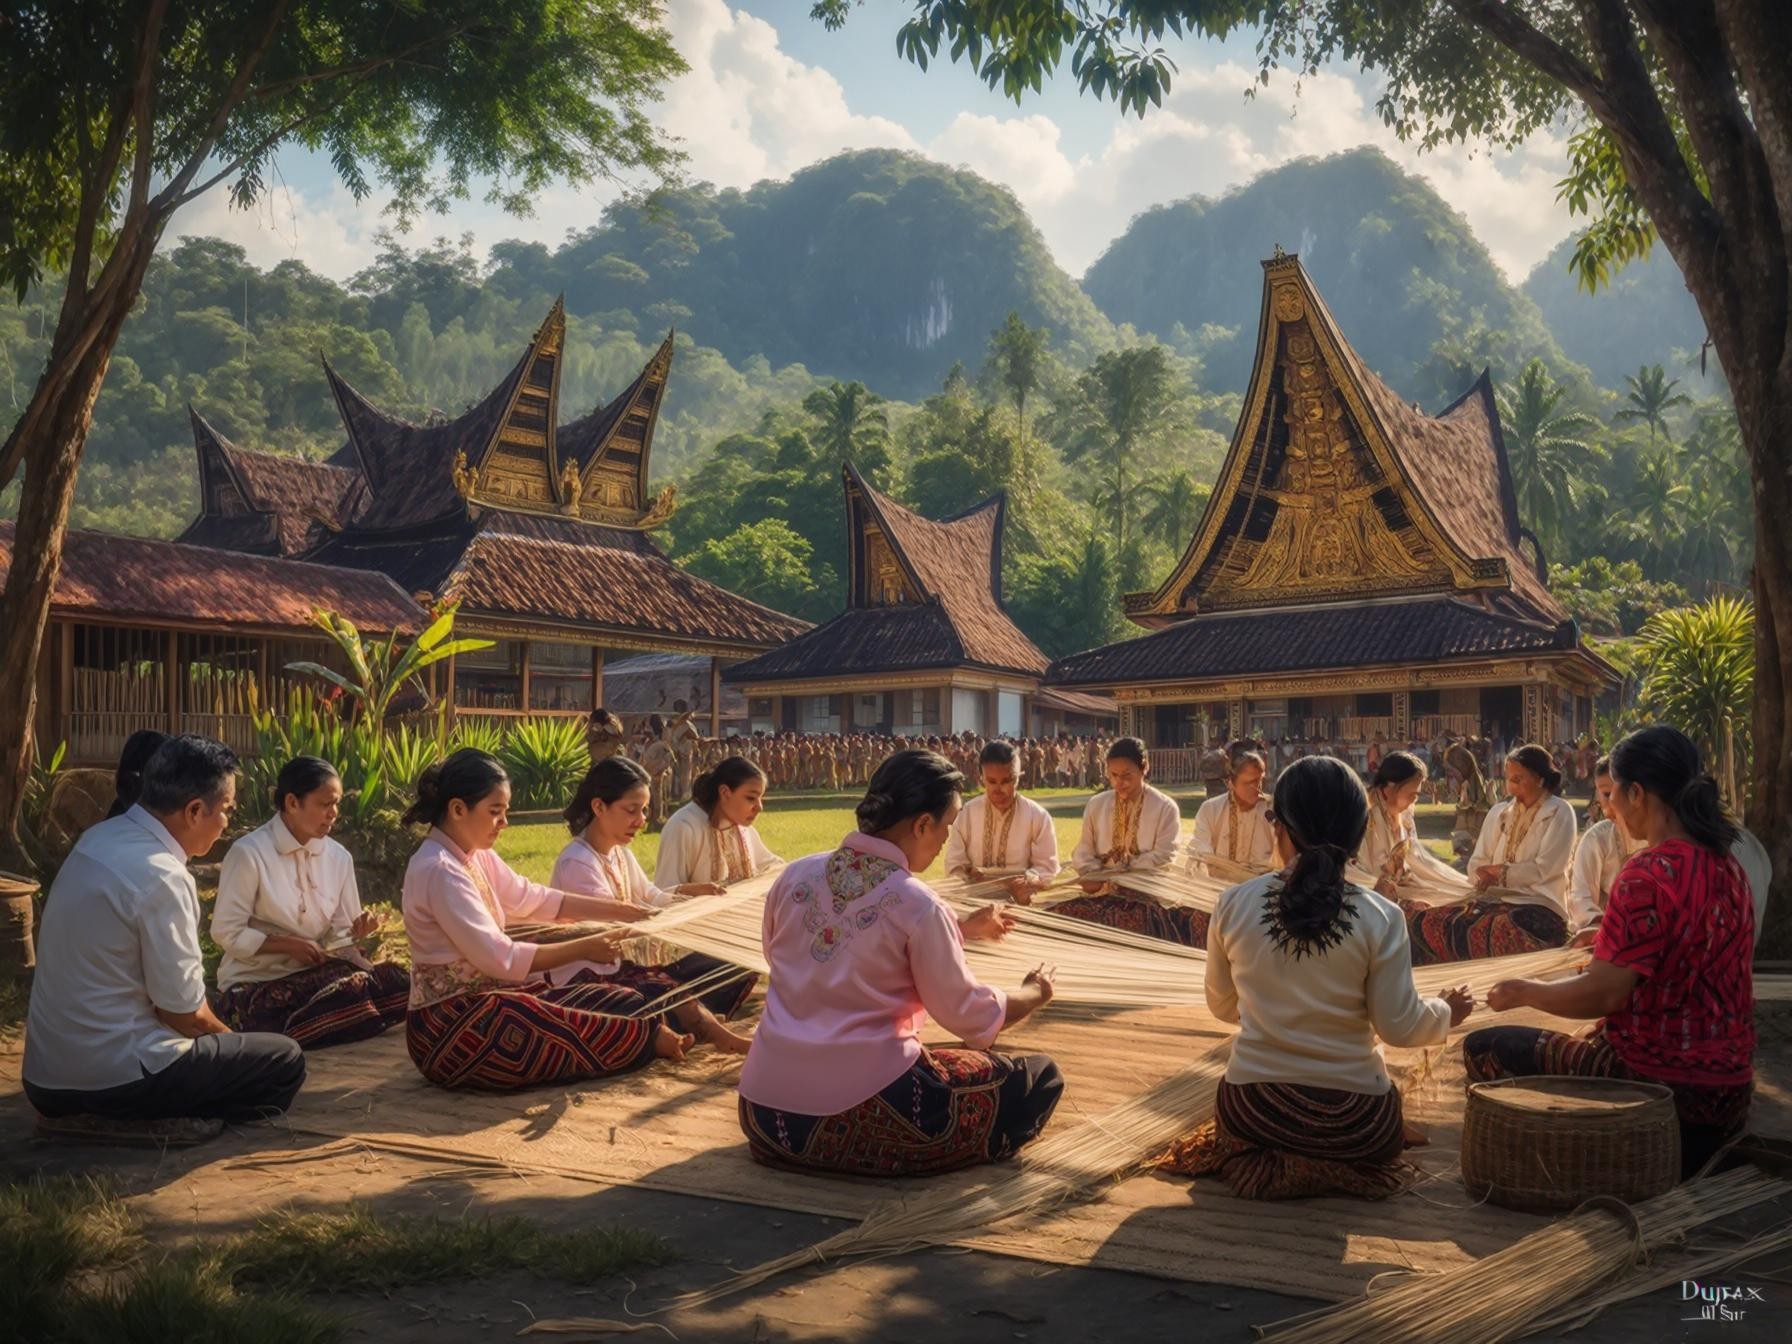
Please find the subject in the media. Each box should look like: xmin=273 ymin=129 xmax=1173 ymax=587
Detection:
xmin=1252 ymin=1167 xmax=1791 ymax=1344
xmin=669 ymin=947 xmax=1591 ymax=1310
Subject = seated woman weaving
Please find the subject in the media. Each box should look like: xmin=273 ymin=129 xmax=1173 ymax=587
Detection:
xmin=1357 ymin=750 xmax=1471 ymax=901
xmin=1404 ymin=744 xmax=1576 ymax=965
xmin=1162 ymin=756 xmax=1473 ymax=1200
xmin=1187 ymin=748 xmax=1274 ymax=876
xmin=551 ymin=756 xmax=752 ymax=1055
xmin=1465 ymin=726 xmax=1755 ymax=1179
xmin=655 ymin=755 xmax=782 ymax=889
xmin=1567 ymin=756 xmax=1646 ymax=948
xmin=212 ymin=756 xmax=410 ymax=1048
xmin=1055 ymin=737 xmax=1198 ymax=944
xmin=738 ymin=749 xmax=1062 ymax=1177
xmin=400 ymin=749 xmax=690 ymax=1091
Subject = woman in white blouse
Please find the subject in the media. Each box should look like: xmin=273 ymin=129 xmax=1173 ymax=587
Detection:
xmin=552 ymin=756 xmax=752 ymax=1053
xmin=212 ymin=757 xmax=410 ymax=1048
xmin=1161 ymin=755 xmax=1472 ymax=1200
xmin=655 ymin=756 xmax=782 ymax=890
xmin=1187 ymin=749 xmax=1274 ymax=876
xmin=1405 ymin=743 xmax=1577 ymax=965
xmin=943 ymin=740 xmax=1060 ymax=902
xmin=1567 ymin=756 xmax=1646 ymax=946
xmin=1357 ymin=750 xmax=1471 ymax=901
xmin=1056 ymin=738 xmax=1197 ymax=944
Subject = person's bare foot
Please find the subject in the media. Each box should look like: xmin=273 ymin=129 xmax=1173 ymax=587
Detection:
xmin=1402 ymin=1120 xmax=1430 ymax=1148
xmin=654 ymin=1024 xmax=695 ymax=1061
xmin=698 ymin=1018 xmax=752 ymax=1055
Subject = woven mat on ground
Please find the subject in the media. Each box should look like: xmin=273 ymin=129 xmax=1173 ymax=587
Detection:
xmin=274 ymin=1005 xmax=1591 ymax=1304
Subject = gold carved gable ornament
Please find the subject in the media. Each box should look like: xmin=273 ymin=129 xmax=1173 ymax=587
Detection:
xmin=450 ymin=448 xmax=677 ymax=530
xmin=1208 ymin=300 xmax=1447 ymax=604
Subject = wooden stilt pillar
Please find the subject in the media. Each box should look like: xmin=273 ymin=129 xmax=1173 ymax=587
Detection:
xmin=519 ymin=639 xmax=533 ymax=714
xmin=591 ymin=647 xmax=604 ymax=711
xmin=165 ymin=629 xmax=180 ymax=735
xmin=709 ymin=657 xmax=722 ymax=738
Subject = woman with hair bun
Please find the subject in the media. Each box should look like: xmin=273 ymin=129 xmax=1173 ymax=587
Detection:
xmin=654 ymin=755 xmax=781 ymax=890
xmin=739 ymin=749 xmax=1062 ymax=1177
xmin=400 ymin=749 xmax=688 ymax=1091
xmin=1466 ymin=726 xmax=1755 ymax=1177
xmin=212 ymin=756 xmax=410 ymax=1047
xmin=1188 ymin=748 xmax=1274 ymax=876
xmin=552 ymin=755 xmax=751 ymax=1054
xmin=1403 ymin=743 xmax=1578 ymax=964
xmin=1357 ymin=750 xmax=1465 ymax=899
xmin=104 ymin=728 xmax=168 ymax=819
xmin=1056 ymin=737 xmax=1194 ymax=943
xmin=1162 ymin=756 xmax=1473 ymax=1200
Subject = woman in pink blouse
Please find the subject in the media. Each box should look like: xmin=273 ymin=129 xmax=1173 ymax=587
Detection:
xmin=401 ymin=749 xmax=690 ymax=1090
xmin=738 ymin=749 xmax=1061 ymax=1176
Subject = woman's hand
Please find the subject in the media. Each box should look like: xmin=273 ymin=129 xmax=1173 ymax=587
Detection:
xmin=964 ymin=867 xmax=986 ymax=884
xmin=1485 ymin=979 xmax=1527 ymax=1013
xmin=1374 ymin=876 xmax=1399 ymax=900
xmin=265 ymin=935 xmax=327 ymax=966
xmin=1078 ymin=879 xmax=1106 ymax=895
xmin=1022 ymin=963 xmax=1056 ymax=1006
xmin=1004 ymin=876 xmax=1036 ymax=906
xmin=960 ymin=904 xmax=1017 ymax=942
xmin=575 ymin=927 xmax=630 ymax=963
xmin=1569 ymin=927 xmax=1599 ymax=949
xmin=349 ymin=911 xmax=381 ymax=941
xmin=1442 ymin=985 xmax=1473 ymax=1027
xmin=675 ymin=883 xmax=725 ymax=897
xmin=607 ymin=902 xmax=656 ymax=923
xmin=1474 ymin=864 xmax=1505 ymax=891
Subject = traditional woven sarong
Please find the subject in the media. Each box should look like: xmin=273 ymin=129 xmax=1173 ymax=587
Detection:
xmin=739 ymin=1047 xmax=1064 ymax=1178
xmin=1052 ymin=893 xmax=1211 ymax=948
xmin=1400 ymin=899 xmax=1567 ymax=965
xmin=1462 ymin=1024 xmax=1754 ymax=1178
xmin=1158 ymin=1077 xmax=1411 ymax=1200
xmin=406 ymin=981 xmax=660 ymax=1091
xmin=574 ymin=953 xmax=757 ymax=1021
xmin=216 ymin=960 xmax=410 ymax=1049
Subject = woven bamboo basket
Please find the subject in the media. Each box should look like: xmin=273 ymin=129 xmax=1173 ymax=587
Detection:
xmin=1462 ymin=1076 xmax=1679 ymax=1212
xmin=0 ymin=871 xmax=38 ymax=972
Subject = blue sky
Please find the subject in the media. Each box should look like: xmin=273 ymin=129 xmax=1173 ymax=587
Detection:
xmin=171 ymin=2 xmax=1576 ymax=285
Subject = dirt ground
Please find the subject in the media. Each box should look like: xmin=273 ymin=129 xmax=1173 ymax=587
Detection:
xmin=5 ymin=1034 xmax=1790 ymax=1344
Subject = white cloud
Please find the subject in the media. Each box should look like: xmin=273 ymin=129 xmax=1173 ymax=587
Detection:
xmin=166 ymin=6 xmax=1573 ymax=286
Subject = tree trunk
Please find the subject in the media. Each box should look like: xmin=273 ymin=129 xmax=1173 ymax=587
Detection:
xmin=0 ymin=251 xmax=154 ymax=867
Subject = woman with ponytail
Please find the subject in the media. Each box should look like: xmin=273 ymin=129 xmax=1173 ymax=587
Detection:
xmin=654 ymin=755 xmax=782 ymax=889
xmin=739 ymin=749 xmax=1063 ymax=1177
xmin=1403 ymin=743 xmax=1578 ymax=964
xmin=1466 ymin=726 xmax=1756 ymax=1177
xmin=400 ymin=749 xmax=689 ymax=1092
xmin=1162 ymin=756 xmax=1473 ymax=1200
xmin=551 ymin=756 xmax=751 ymax=1054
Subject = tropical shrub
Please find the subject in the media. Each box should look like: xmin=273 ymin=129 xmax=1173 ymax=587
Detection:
xmin=447 ymin=717 xmax=505 ymax=758
xmin=498 ymin=718 xmax=589 ymax=810
xmin=1637 ymin=595 xmax=1753 ymax=805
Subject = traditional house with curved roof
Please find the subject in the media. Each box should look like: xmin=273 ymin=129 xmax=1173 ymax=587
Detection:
xmin=1046 ymin=252 xmax=1616 ymax=766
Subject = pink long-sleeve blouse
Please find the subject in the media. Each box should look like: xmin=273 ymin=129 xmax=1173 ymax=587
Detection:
xmin=401 ymin=829 xmax=565 ymax=1007
xmin=738 ymin=832 xmax=1007 ymax=1116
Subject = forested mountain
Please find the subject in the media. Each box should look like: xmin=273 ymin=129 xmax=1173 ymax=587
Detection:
xmin=483 ymin=149 xmax=1119 ymax=401
xmin=1083 ymin=147 xmax=1575 ymax=406
xmin=1523 ymin=235 xmax=1715 ymax=389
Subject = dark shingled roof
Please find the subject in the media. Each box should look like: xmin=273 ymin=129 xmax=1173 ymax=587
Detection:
xmin=560 ymin=329 xmax=674 ymax=480
xmin=433 ymin=512 xmax=809 ymax=653
xmin=727 ymin=466 xmax=1049 ymax=684
xmin=1048 ymin=597 xmax=1578 ymax=688
xmin=179 ymin=408 xmax=365 ymax=557
xmin=0 ymin=522 xmax=422 ymax=633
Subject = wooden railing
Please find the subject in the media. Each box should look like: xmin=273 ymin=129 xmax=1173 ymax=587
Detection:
xmin=1412 ymin=714 xmax=1481 ymax=740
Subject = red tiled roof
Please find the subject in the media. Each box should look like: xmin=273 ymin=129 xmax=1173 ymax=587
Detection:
xmin=437 ymin=512 xmax=809 ymax=653
xmin=181 ymin=408 xmax=365 ymax=557
xmin=0 ymin=522 xmax=423 ymax=633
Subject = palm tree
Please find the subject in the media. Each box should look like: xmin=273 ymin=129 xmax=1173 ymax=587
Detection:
xmin=1140 ymin=470 xmax=1207 ymax=546
xmin=1062 ymin=345 xmax=1180 ymax=552
xmin=985 ymin=311 xmax=1049 ymax=456
xmin=1496 ymin=358 xmax=1603 ymax=555
xmin=1639 ymin=595 xmax=1754 ymax=805
xmin=1614 ymin=363 xmax=1692 ymax=443
xmin=1622 ymin=445 xmax=1692 ymax=573
xmin=803 ymin=380 xmax=891 ymax=480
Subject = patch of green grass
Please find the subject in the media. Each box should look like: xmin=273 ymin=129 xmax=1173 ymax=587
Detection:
xmin=0 ymin=1177 xmax=672 ymax=1343
xmin=221 ymin=1206 xmax=672 ymax=1294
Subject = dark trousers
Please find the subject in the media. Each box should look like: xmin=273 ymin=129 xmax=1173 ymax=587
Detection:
xmin=25 ymin=1031 xmax=307 ymax=1123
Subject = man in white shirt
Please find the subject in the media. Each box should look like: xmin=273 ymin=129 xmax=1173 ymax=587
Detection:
xmin=24 ymin=734 xmax=306 ymax=1133
xmin=943 ymin=740 xmax=1059 ymax=902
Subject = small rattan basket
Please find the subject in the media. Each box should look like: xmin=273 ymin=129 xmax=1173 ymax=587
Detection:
xmin=1461 ymin=1075 xmax=1679 ymax=1213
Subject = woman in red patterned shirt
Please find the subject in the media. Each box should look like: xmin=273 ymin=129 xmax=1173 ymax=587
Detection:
xmin=1461 ymin=725 xmax=1754 ymax=1177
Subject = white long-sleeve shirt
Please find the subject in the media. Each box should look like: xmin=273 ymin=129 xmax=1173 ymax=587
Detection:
xmin=1468 ymin=794 xmax=1579 ymax=917
xmin=212 ymin=815 xmax=362 ymax=987
xmin=943 ymin=794 xmax=1060 ymax=881
xmin=1071 ymin=786 xmax=1182 ymax=874
xmin=1188 ymin=793 xmax=1275 ymax=872
xmin=1356 ymin=802 xmax=1466 ymax=890
xmin=1205 ymin=872 xmax=1451 ymax=1093
xmin=1567 ymin=820 xmax=1644 ymax=934
xmin=653 ymin=801 xmax=781 ymax=888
